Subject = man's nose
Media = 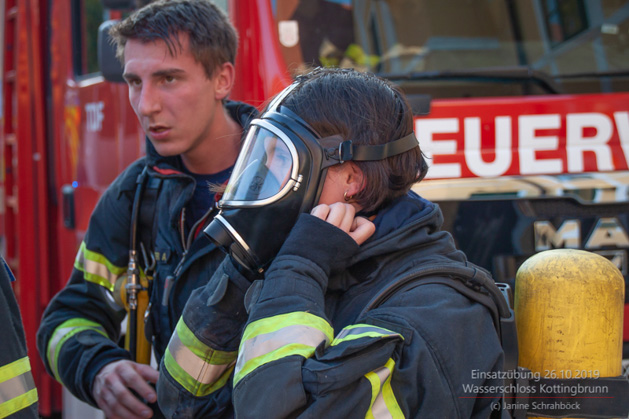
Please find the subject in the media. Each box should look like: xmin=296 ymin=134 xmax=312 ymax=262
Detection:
xmin=136 ymin=84 xmax=162 ymax=116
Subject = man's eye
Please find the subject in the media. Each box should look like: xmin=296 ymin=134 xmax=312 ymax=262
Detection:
xmin=127 ymin=79 xmax=141 ymax=87
xmin=165 ymin=75 xmax=176 ymax=83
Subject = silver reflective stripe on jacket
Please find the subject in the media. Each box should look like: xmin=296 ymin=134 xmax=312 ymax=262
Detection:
xmin=164 ymin=317 xmax=237 ymax=397
xmin=234 ymin=312 xmax=334 ymax=385
xmin=365 ymin=358 xmax=404 ymax=419
xmin=74 ymin=241 xmax=126 ymax=291
xmin=47 ymin=318 xmax=107 ymax=382
xmin=332 ymin=324 xmax=402 ymax=346
xmin=0 ymin=357 xmax=38 ymax=418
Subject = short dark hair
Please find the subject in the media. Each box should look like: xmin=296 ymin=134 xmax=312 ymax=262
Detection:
xmin=109 ymin=0 xmax=237 ymax=79
xmin=282 ymin=68 xmax=428 ymax=214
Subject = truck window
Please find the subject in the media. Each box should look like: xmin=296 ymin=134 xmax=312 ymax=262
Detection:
xmin=272 ymin=0 xmax=629 ymax=97
xmin=72 ymin=0 xmax=106 ymax=76
xmin=542 ymin=0 xmax=588 ymax=45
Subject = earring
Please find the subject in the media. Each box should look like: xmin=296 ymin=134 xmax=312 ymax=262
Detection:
xmin=344 ymin=191 xmax=353 ymax=202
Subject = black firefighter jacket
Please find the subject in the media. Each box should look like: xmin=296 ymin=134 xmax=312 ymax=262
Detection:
xmin=36 ymin=101 xmax=258 ymax=407
xmin=0 ymin=257 xmax=38 ymax=418
xmin=157 ymin=191 xmax=505 ymax=418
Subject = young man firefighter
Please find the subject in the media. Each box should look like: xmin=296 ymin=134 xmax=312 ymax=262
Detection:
xmin=36 ymin=1 xmax=258 ymax=418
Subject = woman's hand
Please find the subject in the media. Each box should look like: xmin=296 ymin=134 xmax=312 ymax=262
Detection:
xmin=311 ymin=203 xmax=375 ymax=245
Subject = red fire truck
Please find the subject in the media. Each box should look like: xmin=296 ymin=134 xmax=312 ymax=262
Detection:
xmin=2 ymin=0 xmax=628 ymax=416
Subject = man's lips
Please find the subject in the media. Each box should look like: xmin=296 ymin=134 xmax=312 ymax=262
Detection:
xmin=147 ymin=125 xmax=171 ymax=138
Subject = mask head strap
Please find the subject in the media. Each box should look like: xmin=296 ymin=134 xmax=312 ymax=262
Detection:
xmin=270 ymin=76 xmax=419 ymax=167
xmin=320 ymin=133 xmax=419 ymax=167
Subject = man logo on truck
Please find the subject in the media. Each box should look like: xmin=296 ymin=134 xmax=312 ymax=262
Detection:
xmin=534 ymin=218 xmax=629 ymax=274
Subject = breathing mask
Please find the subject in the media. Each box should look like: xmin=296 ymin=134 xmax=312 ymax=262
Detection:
xmin=204 ymin=81 xmax=419 ymax=273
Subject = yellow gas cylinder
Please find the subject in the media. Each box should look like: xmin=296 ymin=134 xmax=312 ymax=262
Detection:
xmin=114 ymin=273 xmax=153 ymax=365
xmin=515 ymin=248 xmax=624 ymax=384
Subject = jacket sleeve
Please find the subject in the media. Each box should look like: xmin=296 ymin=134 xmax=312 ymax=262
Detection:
xmin=0 ymin=258 xmax=39 ymax=418
xmin=232 ymin=215 xmax=504 ymax=418
xmin=156 ymin=258 xmax=252 ymax=419
xmin=36 ymin=162 xmax=145 ymax=406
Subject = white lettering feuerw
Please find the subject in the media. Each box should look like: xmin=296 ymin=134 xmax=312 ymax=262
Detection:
xmin=415 ymin=94 xmax=629 ymax=180
xmin=614 ymin=111 xmax=629 ymax=167
xmin=567 ymin=113 xmax=613 ymax=173
xmin=416 ymin=118 xmax=460 ymax=179
xmin=465 ymin=116 xmax=512 ymax=177
xmin=518 ymin=114 xmax=562 ymax=175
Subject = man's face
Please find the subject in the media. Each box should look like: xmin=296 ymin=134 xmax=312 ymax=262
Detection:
xmin=123 ymin=33 xmax=221 ymax=160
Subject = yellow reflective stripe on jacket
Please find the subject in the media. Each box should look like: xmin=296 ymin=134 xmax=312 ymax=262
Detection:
xmin=234 ymin=312 xmax=333 ymax=386
xmin=47 ymin=318 xmax=108 ymax=382
xmin=365 ymin=358 xmax=404 ymax=419
xmin=163 ymin=318 xmax=237 ymax=397
xmin=74 ymin=241 xmax=126 ymax=291
xmin=0 ymin=357 xmax=38 ymax=419
xmin=331 ymin=324 xmax=402 ymax=346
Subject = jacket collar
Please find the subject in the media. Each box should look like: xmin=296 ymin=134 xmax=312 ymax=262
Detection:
xmin=328 ymin=191 xmax=467 ymax=292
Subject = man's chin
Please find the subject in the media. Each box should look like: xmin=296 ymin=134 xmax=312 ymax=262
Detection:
xmin=148 ymin=140 xmax=181 ymax=158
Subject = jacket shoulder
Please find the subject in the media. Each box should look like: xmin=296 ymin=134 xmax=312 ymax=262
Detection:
xmin=107 ymin=157 xmax=150 ymax=196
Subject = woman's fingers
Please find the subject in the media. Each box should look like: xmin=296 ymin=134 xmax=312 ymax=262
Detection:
xmin=312 ymin=203 xmax=353 ymax=232
xmin=310 ymin=204 xmax=331 ymax=220
xmin=325 ymin=203 xmax=355 ymax=233
xmin=349 ymin=216 xmax=376 ymax=245
xmin=311 ymin=203 xmax=374 ymax=245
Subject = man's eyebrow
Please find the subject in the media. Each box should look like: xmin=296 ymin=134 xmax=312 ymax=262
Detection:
xmin=152 ymin=68 xmax=187 ymax=77
xmin=122 ymin=72 xmax=139 ymax=81
xmin=123 ymin=68 xmax=187 ymax=80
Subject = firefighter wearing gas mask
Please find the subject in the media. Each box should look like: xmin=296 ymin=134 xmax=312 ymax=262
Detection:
xmin=157 ymin=68 xmax=504 ymax=418
xmin=204 ymin=79 xmax=419 ymax=274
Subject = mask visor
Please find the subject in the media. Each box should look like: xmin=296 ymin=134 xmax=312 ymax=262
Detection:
xmin=222 ymin=121 xmax=298 ymax=206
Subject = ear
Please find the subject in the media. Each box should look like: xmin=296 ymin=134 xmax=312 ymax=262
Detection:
xmin=213 ymin=62 xmax=235 ymax=101
xmin=342 ymin=162 xmax=365 ymax=197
